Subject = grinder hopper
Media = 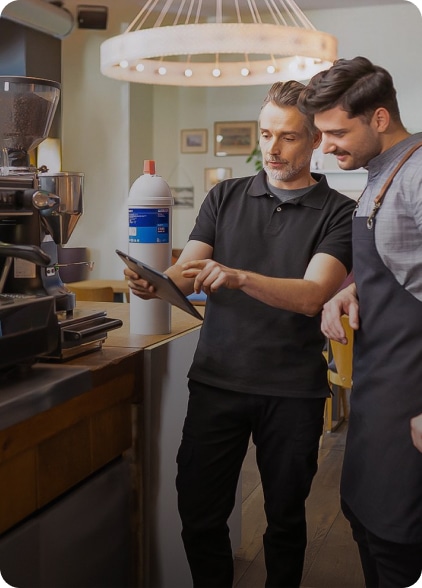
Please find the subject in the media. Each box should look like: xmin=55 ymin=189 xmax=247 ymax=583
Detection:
xmin=0 ymin=76 xmax=60 ymax=168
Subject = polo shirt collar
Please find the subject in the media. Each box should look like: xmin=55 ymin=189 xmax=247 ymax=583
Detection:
xmin=247 ymin=169 xmax=330 ymax=210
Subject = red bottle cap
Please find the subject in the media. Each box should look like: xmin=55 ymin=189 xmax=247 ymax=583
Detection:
xmin=143 ymin=160 xmax=156 ymax=175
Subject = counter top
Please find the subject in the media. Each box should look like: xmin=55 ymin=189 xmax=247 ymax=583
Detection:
xmin=0 ymin=364 xmax=92 ymax=431
xmin=69 ymin=301 xmax=204 ymax=353
xmin=0 ymin=302 xmax=203 ymax=432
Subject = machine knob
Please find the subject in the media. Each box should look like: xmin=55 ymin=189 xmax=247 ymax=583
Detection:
xmin=32 ymin=191 xmax=60 ymax=214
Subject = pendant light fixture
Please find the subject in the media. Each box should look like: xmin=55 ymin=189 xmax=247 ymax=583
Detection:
xmin=100 ymin=0 xmax=337 ymax=87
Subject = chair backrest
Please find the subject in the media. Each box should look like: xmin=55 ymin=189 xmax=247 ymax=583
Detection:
xmin=328 ymin=315 xmax=354 ymax=388
xmin=67 ymin=285 xmax=114 ymax=302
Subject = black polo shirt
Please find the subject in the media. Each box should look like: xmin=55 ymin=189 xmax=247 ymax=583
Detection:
xmin=187 ymin=170 xmax=355 ymax=398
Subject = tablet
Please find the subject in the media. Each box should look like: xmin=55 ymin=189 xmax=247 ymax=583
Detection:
xmin=116 ymin=249 xmax=203 ymax=321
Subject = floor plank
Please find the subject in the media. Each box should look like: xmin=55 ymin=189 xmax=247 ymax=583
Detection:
xmin=302 ymin=510 xmax=364 ymax=588
xmin=241 ymin=441 xmax=261 ymax=501
xmin=234 ymin=424 xmax=365 ymax=588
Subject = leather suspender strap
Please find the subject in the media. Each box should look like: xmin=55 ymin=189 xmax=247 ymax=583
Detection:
xmin=366 ymin=141 xmax=422 ymax=229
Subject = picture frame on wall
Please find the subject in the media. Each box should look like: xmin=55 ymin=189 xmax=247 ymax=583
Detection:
xmin=180 ymin=129 xmax=208 ymax=153
xmin=170 ymin=186 xmax=194 ymax=208
xmin=204 ymin=167 xmax=232 ymax=191
xmin=214 ymin=121 xmax=257 ymax=156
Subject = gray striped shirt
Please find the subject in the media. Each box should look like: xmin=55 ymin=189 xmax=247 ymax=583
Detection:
xmin=355 ymin=133 xmax=422 ymax=301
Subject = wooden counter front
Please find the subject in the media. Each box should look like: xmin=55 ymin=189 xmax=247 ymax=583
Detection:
xmin=0 ymin=355 xmax=137 ymax=535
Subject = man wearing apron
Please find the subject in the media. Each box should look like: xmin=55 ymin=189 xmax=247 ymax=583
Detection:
xmin=299 ymin=56 xmax=422 ymax=587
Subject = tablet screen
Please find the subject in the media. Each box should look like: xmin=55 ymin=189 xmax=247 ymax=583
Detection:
xmin=116 ymin=249 xmax=203 ymax=321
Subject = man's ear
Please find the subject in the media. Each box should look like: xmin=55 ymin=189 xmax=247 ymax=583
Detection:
xmin=313 ymin=130 xmax=322 ymax=150
xmin=371 ymin=107 xmax=390 ymax=133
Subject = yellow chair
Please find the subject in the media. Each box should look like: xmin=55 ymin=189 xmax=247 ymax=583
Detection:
xmin=66 ymin=285 xmax=115 ymax=302
xmin=325 ymin=315 xmax=354 ymax=433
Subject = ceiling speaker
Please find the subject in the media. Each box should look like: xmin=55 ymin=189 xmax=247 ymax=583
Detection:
xmin=77 ymin=5 xmax=108 ymax=30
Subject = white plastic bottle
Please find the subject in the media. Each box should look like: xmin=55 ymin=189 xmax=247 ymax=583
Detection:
xmin=128 ymin=160 xmax=174 ymax=334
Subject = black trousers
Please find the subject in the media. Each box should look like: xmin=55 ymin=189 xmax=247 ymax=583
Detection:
xmin=342 ymin=500 xmax=422 ymax=588
xmin=176 ymin=380 xmax=325 ymax=588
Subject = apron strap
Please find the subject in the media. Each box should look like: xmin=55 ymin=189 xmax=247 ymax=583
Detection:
xmin=367 ymin=141 xmax=422 ymax=229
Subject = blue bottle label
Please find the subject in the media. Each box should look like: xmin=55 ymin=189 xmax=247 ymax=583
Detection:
xmin=129 ymin=208 xmax=170 ymax=243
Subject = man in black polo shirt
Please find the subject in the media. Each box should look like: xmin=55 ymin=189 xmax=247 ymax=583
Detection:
xmin=125 ymin=81 xmax=355 ymax=588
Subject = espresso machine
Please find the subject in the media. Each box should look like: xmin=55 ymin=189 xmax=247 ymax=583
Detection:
xmin=0 ymin=76 xmax=121 ymax=368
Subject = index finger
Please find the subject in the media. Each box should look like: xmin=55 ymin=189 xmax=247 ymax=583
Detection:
xmin=321 ymin=307 xmax=347 ymax=343
xmin=123 ymin=267 xmax=140 ymax=280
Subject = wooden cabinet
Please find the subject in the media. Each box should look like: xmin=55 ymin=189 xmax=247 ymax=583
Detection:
xmin=0 ymin=358 xmax=136 ymax=535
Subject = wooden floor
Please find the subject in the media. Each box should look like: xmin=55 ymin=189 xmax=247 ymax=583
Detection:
xmin=233 ymin=423 xmax=365 ymax=588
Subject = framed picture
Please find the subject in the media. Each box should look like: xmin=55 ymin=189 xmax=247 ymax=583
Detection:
xmin=214 ymin=121 xmax=257 ymax=156
xmin=204 ymin=167 xmax=232 ymax=191
xmin=180 ymin=129 xmax=208 ymax=153
xmin=170 ymin=186 xmax=194 ymax=208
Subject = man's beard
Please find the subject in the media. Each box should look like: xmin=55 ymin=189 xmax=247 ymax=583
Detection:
xmin=264 ymin=159 xmax=308 ymax=183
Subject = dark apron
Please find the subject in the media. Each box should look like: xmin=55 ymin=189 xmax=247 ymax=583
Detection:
xmin=341 ymin=144 xmax=422 ymax=544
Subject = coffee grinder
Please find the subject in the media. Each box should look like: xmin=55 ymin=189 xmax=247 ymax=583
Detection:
xmin=0 ymin=76 xmax=121 ymax=362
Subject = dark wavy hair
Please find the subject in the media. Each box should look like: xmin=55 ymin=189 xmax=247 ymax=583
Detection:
xmin=261 ymin=80 xmax=318 ymax=136
xmin=298 ymin=56 xmax=401 ymax=123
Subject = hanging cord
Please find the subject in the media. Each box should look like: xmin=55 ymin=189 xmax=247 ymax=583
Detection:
xmin=126 ymin=0 xmax=158 ymax=32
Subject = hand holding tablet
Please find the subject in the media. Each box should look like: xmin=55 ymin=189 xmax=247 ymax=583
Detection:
xmin=116 ymin=249 xmax=203 ymax=320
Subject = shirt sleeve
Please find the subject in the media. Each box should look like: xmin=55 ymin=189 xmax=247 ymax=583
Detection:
xmin=314 ymin=192 xmax=355 ymax=274
xmin=188 ymin=186 xmax=221 ymax=246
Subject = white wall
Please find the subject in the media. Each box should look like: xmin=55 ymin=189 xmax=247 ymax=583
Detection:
xmin=61 ymin=3 xmax=153 ymax=277
xmin=307 ymin=3 xmax=422 ymax=134
xmin=60 ymin=2 xmax=422 ymax=279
